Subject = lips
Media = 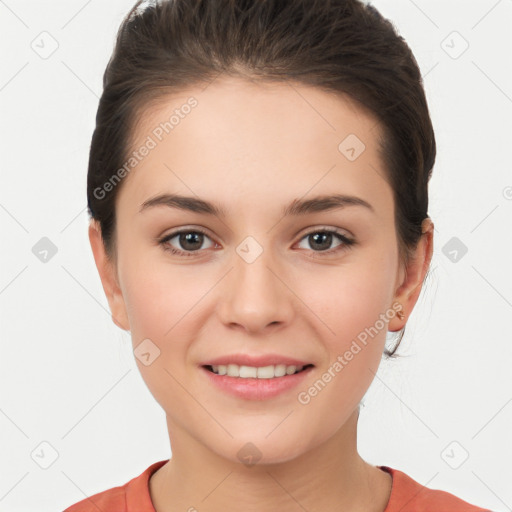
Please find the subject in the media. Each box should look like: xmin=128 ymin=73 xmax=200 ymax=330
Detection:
xmin=201 ymin=362 xmax=315 ymax=400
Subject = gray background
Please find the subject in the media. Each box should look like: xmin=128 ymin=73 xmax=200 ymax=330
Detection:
xmin=0 ymin=0 xmax=511 ymax=510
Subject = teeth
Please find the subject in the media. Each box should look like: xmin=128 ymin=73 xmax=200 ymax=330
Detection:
xmin=209 ymin=364 xmax=305 ymax=378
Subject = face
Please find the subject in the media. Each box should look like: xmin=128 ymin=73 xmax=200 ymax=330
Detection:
xmin=90 ymin=76 xmax=429 ymax=465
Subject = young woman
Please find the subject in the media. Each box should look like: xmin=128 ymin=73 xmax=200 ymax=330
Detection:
xmin=64 ymin=0 xmax=492 ymax=510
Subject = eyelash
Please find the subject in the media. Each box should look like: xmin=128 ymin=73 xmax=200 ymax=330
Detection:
xmin=158 ymin=227 xmax=356 ymax=258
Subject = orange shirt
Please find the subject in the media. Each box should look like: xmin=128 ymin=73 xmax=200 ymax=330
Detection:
xmin=63 ymin=459 xmax=493 ymax=512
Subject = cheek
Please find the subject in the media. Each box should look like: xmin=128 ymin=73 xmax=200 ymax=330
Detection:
xmin=119 ymin=260 xmax=200 ymax=401
xmin=123 ymin=276 xmax=190 ymax=413
xmin=302 ymin=256 xmax=395 ymax=344
xmin=121 ymin=253 xmax=191 ymax=338
xmin=294 ymin=252 xmax=395 ymax=407
xmin=295 ymin=273 xmax=392 ymax=424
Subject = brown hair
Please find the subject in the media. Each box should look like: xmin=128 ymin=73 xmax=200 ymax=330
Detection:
xmin=87 ymin=0 xmax=436 ymax=358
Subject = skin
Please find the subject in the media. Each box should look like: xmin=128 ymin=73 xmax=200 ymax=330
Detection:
xmin=89 ymin=76 xmax=434 ymax=512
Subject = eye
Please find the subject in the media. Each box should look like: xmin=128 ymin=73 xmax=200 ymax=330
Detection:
xmin=296 ymin=228 xmax=355 ymax=256
xmin=158 ymin=227 xmax=356 ymax=258
xmin=158 ymin=227 xmax=216 ymax=257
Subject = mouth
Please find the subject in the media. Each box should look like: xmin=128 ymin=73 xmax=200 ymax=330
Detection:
xmin=202 ymin=363 xmax=315 ymax=379
xmin=200 ymin=361 xmax=315 ymax=400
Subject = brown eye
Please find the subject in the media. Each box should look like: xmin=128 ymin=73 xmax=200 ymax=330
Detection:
xmin=159 ymin=228 xmax=215 ymax=256
xmin=296 ymin=229 xmax=355 ymax=255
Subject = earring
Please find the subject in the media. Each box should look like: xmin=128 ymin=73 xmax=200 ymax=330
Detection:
xmin=396 ymin=305 xmax=405 ymax=320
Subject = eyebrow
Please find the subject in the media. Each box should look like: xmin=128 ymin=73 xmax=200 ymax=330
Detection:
xmin=139 ymin=193 xmax=375 ymax=217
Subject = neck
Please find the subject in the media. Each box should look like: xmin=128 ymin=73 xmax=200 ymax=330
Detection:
xmin=149 ymin=408 xmax=392 ymax=512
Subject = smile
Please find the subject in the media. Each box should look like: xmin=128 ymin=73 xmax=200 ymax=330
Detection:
xmin=205 ymin=363 xmax=314 ymax=379
xmin=201 ymin=364 xmax=315 ymax=400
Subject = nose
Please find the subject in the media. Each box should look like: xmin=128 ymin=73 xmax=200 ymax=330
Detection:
xmin=216 ymin=246 xmax=295 ymax=334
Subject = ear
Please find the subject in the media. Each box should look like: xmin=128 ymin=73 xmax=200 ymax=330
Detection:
xmin=88 ymin=219 xmax=131 ymax=332
xmin=388 ymin=217 xmax=434 ymax=332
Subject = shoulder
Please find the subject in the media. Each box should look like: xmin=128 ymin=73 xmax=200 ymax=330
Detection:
xmin=62 ymin=459 xmax=169 ymax=512
xmin=62 ymin=485 xmax=126 ymax=512
xmin=380 ymin=466 xmax=493 ymax=512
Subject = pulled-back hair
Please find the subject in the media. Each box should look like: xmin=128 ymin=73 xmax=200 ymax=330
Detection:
xmin=87 ymin=0 xmax=436 ymax=357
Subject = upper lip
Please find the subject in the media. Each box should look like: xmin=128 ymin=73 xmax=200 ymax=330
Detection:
xmin=201 ymin=354 xmax=314 ymax=367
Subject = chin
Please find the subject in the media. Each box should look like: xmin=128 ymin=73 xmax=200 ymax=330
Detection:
xmin=209 ymin=431 xmax=316 ymax=468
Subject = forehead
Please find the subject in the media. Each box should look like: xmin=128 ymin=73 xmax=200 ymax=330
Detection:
xmin=133 ymin=76 xmax=382 ymax=150
xmin=118 ymin=76 xmax=390 ymax=217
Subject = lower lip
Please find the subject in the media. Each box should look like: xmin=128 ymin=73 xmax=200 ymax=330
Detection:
xmin=200 ymin=365 xmax=314 ymax=400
